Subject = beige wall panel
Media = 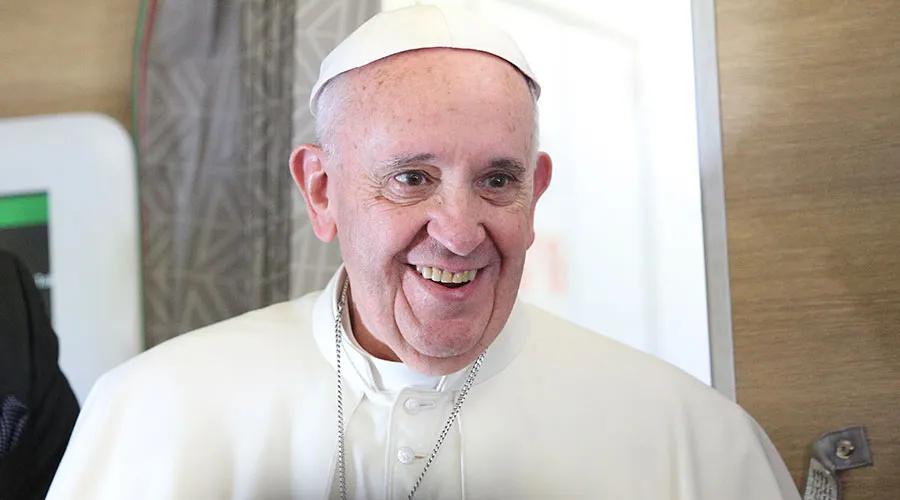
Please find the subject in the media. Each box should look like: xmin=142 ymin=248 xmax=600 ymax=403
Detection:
xmin=0 ymin=0 xmax=141 ymax=127
xmin=717 ymin=0 xmax=900 ymax=497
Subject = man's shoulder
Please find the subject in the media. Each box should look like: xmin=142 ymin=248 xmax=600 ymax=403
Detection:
xmin=517 ymin=302 xmax=733 ymax=410
xmin=91 ymin=290 xmax=327 ymax=402
xmin=513 ymin=303 xmax=764 ymax=453
xmin=493 ymin=303 xmax=798 ymax=499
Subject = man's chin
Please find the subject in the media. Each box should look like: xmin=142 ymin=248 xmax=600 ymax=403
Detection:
xmin=399 ymin=340 xmax=485 ymax=376
xmin=396 ymin=309 xmax=498 ymax=374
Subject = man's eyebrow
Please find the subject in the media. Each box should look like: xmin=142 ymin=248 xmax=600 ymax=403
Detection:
xmin=488 ymin=158 xmax=526 ymax=177
xmin=381 ymin=153 xmax=437 ymax=170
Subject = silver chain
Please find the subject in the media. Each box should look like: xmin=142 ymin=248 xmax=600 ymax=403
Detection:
xmin=334 ymin=279 xmax=486 ymax=500
xmin=335 ymin=280 xmax=350 ymax=500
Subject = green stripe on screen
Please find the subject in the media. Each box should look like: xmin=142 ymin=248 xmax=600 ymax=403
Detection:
xmin=0 ymin=193 xmax=49 ymax=228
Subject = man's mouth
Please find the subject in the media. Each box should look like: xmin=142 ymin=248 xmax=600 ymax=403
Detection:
xmin=413 ymin=265 xmax=479 ymax=289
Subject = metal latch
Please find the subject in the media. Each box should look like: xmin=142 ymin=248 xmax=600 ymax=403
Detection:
xmin=803 ymin=426 xmax=873 ymax=500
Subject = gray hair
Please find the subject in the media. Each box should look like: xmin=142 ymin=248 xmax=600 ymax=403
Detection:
xmin=314 ymin=74 xmax=540 ymax=166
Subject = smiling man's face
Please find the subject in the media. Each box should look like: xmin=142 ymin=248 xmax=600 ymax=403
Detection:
xmin=292 ymin=48 xmax=552 ymax=375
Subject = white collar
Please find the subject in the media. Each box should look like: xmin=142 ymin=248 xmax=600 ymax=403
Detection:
xmin=340 ymin=306 xmax=443 ymax=392
xmin=311 ymin=266 xmax=529 ymax=398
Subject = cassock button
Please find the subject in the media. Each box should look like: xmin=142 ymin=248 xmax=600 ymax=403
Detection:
xmin=404 ymin=398 xmax=421 ymax=414
xmin=397 ymin=447 xmax=418 ymax=465
xmin=403 ymin=398 xmax=435 ymax=415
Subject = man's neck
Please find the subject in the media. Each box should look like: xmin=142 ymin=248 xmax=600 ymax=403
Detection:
xmin=347 ymin=298 xmax=401 ymax=362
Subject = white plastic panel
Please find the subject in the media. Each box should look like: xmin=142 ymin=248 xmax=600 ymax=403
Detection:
xmin=0 ymin=113 xmax=143 ymax=403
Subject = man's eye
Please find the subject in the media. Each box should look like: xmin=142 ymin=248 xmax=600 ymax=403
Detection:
xmin=394 ymin=171 xmax=429 ymax=187
xmin=483 ymin=173 xmax=513 ymax=189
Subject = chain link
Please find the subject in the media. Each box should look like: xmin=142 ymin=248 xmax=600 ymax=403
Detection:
xmin=334 ymin=279 xmax=486 ymax=500
xmin=406 ymin=349 xmax=485 ymax=500
xmin=335 ymin=280 xmax=349 ymax=500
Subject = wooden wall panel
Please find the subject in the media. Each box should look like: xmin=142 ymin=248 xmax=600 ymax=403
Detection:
xmin=0 ymin=0 xmax=141 ymax=128
xmin=716 ymin=0 xmax=900 ymax=497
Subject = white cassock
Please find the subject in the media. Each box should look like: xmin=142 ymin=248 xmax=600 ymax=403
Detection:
xmin=47 ymin=268 xmax=801 ymax=500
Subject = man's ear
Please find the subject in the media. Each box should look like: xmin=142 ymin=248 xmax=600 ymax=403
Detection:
xmin=290 ymin=144 xmax=337 ymax=242
xmin=532 ymin=152 xmax=552 ymax=207
xmin=527 ymin=152 xmax=553 ymax=248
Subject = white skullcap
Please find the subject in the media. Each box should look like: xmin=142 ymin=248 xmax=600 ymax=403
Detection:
xmin=308 ymin=3 xmax=540 ymax=116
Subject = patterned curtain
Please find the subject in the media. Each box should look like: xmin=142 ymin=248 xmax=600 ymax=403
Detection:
xmin=289 ymin=1 xmax=381 ymax=298
xmin=139 ymin=0 xmax=248 ymax=347
xmin=243 ymin=0 xmax=296 ymax=308
xmin=137 ymin=0 xmax=379 ymax=347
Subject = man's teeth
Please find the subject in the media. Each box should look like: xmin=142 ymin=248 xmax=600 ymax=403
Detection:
xmin=415 ymin=266 xmax=478 ymax=284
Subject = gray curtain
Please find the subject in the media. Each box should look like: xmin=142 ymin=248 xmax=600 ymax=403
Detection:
xmin=140 ymin=0 xmax=378 ymax=347
xmin=142 ymin=1 xmax=249 ymax=347
xmin=243 ymin=0 xmax=296 ymax=308
xmin=289 ymin=0 xmax=380 ymax=298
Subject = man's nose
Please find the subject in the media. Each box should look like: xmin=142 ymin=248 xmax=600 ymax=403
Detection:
xmin=426 ymin=192 xmax=487 ymax=257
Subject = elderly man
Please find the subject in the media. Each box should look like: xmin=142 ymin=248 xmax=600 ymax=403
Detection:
xmin=48 ymin=5 xmax=800 ymax=500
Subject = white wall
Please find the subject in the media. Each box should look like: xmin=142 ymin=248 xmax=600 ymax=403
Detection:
xmin=381 ymin=0 xmax=711 ymax=384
